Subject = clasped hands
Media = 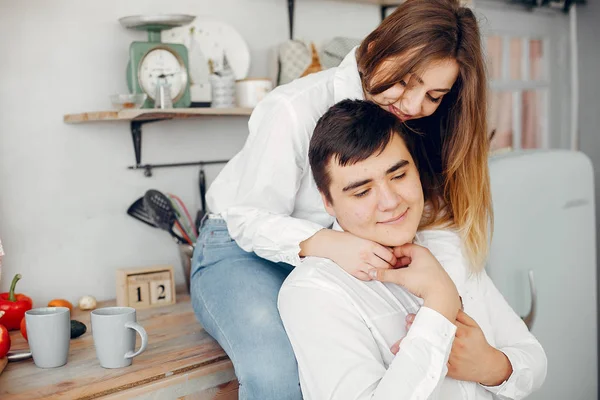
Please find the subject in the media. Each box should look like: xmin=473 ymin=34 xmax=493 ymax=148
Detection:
xmin=353 ymin=239 xmax=512 ymax=386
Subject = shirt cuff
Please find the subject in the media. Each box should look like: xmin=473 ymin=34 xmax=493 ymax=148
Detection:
xmin=255 ymin=222 xmax=324 ymax=266
xmin=405 ymin=306 xmax=457 ymax=347
xmin=479 ymin=348 xmax=533 ymax=399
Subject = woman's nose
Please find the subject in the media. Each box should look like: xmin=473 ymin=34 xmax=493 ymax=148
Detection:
xmin=400 ymin=89 xmax=422 ymax=116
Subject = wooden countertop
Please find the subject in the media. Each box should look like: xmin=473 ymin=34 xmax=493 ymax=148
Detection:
xmin=0 ymin=294 xmax=233 ymax=399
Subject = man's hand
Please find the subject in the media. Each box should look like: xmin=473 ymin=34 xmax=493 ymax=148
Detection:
xmin=448 ymin=310 xmax=513 ymax=386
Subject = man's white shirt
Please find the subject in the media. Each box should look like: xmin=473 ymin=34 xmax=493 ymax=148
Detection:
xmin=278 ymin=227 xmax=547 ymax=400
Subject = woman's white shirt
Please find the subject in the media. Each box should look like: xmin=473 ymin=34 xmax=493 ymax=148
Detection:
xmin=278 ymin=228 xmax=547 ymax=400
xmin=206 ymin=49 xmax=365 ymax=266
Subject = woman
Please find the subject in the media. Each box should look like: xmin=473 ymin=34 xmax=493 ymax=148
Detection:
xmin=191 ymin=0 xmax=490 ymax=398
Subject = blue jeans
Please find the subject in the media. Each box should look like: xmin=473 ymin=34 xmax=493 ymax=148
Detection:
xmin=190 ymin=217 xmax=302 ymax=400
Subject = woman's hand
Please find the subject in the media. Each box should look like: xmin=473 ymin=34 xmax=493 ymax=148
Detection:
xmin=300 ymin=229 xmax=397 ymax=281
xmin=391 ymin=310 xmax=512 ymax=386
xmin=448 ymin=310 xmax=513 ymax=386
xmin=370 ymin=243 xmax=461 ymax=321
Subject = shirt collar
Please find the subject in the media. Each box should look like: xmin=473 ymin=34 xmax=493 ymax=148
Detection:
xmin=332 ymin=220 xmax=344 ymax=232
xmin=333 ymin=47 xmax=365 ymax=104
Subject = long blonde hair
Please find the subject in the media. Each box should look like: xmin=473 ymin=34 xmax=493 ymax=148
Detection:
xmin=356 ymin=0 xmax=492 ymax=272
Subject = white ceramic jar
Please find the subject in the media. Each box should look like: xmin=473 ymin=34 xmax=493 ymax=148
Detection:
xmin=235 ymin=78 xmax=273 ymax=108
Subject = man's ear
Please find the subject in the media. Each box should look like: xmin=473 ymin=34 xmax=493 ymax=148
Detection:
xmin=320 ymin=192 xmax=336 ymax=218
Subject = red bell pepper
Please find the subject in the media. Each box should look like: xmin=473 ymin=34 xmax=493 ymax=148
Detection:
xmin=0 ymin=274 xmax=33 ymax=330
xmin=0 ymin=311 xmax=11 ymax=358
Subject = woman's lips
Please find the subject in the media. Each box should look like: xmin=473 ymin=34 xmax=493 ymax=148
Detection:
xmin=379 ymin=209 xmax=408 ymax=225
xmin=388 ymin=105 xmax=412 ymax=121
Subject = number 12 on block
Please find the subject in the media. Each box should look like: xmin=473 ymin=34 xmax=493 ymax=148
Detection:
xmin=117 ymin=266 xmax=176 ymax=309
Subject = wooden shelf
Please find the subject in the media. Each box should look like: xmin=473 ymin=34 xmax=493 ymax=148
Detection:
xmin=63 ymin=107 xmax=250 ymax=176
xmin=63 ymin=107 xmax=253 ymax=124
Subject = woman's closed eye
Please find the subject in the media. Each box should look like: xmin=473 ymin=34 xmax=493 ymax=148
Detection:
xmin=427 ymin=94 xmax=442 ymax=103
xmin=392 ymin=173 xmax=406 ymax=180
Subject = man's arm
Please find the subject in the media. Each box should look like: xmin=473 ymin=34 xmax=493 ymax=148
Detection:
xmin=278 ymin=282 xmax=456 ymax=400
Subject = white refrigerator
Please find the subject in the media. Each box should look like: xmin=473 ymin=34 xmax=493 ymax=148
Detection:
xmin=487 ymin=150 xmax=597 ymax=399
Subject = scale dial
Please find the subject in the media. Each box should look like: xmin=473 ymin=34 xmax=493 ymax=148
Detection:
xmin=138 ymin=47 xmax=188 ymax=102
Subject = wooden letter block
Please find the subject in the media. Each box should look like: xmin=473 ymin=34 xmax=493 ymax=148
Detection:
xmin=116 ymin=265 xmax=176 ymax=309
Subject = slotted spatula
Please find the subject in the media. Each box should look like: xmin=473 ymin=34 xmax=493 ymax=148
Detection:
xmin=144 ymin=189 xmax=193 ymax=245
xmin=127 ymin=195 xmax=186 ymax=244
xmin=127 ymin=197 xmax=156 ymax=228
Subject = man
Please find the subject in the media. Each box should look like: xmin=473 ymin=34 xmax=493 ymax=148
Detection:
xmin=278 ymin=100 xmax=546 ymax=400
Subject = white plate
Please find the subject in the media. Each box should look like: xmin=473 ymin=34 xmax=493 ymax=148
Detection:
xmin=119 ymin=15 xmax=195 ymax=30
xmin=162 ymin=19 xmax=250 ymax=81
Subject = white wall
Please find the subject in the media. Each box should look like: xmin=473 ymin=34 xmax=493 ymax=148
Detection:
xmin=0 ymin=0 xmax=379 ymax=305
xmin=578 ymin=0 xmax=600 ymax=251
xmin=576 ymin=0 xmax=600 ymax=384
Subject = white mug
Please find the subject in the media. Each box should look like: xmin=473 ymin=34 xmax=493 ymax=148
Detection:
xmin=91 ymin=307 xmax=148 ymax=369
xmin=26 ymin=307 xmax=71 ymax=368
xmin=235 ymin=78 xmax=273 ymax=108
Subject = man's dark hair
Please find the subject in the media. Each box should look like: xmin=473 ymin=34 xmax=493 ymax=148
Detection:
xmin=309 ymin=99 xmax=438 ymax=204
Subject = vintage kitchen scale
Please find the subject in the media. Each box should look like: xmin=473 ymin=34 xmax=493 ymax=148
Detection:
xmin=119 ymin=15 xmax=194 ymax=108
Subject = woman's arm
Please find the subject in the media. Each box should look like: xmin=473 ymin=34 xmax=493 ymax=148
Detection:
xmin=300 ymin=229 xmax=398 ymax=280
xmin=278 ymin=283 xmax=456 ymax=400
xmin=222 ymin=94 xmax=326 ymax=266
xmin=222 ymin=94 xmax=397 ymax=273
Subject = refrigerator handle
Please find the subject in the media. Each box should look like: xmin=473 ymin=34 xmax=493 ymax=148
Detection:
xmin=521 ymin=270 xmax=537 ymax=331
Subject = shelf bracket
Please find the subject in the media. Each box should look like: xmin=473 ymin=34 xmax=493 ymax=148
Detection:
xmin=128 ymin=119 xmax=229 ymax=177
xmin=130 ymin=119 xmax=164 ymax=168
xmin=288 ymin=0 xmax=295 ymax=39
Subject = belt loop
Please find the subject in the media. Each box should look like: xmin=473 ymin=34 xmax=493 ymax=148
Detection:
xmin=200 ymin=213 xmax=210 ymax=230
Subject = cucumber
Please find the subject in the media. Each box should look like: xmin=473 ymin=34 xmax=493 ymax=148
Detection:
xmin=70 ymin=320 xmax=87 ymax=339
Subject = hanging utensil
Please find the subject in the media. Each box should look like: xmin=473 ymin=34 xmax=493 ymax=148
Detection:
xmin=127 ymin=196 xmax=187 ymax=244
xmin=127 ymin=197 xmax=157 ymax=228
xmin=195 ymin=167 xmax=207 ymax=231
xmin=144 ymin=190 xmax=194 ymax=245
xmin=168 ymin=193 xmax=198 ymax=238
xmin=168 ymin=195 xmax=197 ymax=243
